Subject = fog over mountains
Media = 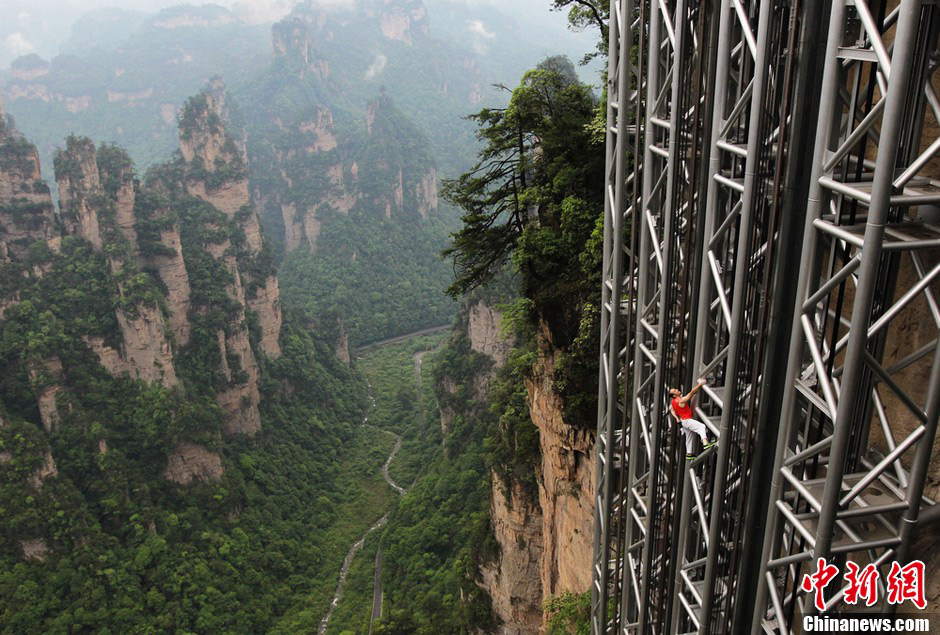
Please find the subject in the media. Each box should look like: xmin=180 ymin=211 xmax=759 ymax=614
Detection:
xmin=2 ymin=0 xmax=597 ymax=71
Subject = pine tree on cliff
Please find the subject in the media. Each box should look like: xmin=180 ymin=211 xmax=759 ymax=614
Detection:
xmin=442 ymin=55 xmax=603 ymax=338
xmin=443 ymin=54 xmax=606 ymax=432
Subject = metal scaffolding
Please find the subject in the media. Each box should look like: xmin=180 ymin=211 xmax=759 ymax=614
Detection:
xmin=592 ymin=1 xmax=940 ymax=633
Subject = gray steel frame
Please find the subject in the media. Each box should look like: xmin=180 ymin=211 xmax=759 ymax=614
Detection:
xmin=592 ymin=0 xmax=645 ymax=631
xmin=592 ymin=1 xmax=940 ymax=633
xmin=753 ymin=1 xmax=940 ymax=631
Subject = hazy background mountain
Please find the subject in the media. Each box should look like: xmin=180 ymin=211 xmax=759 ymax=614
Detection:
xmin=1 ymin=0 xmax=599 ymax=77
xmin=2 ymin=0 xmax=600 ymax=180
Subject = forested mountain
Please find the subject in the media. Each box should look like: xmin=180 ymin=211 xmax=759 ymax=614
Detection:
xmin=2 ymin=0 xmax=594 ymax=350
xmin=2 ymin=4 xmax=271 ymax=173
xmin=239 ymin=1 xmax=464 ymax=347
xmin=0 ymin=0 xmax=607 ymax=632
xmin=0 ymin=84 xmax=373 ymax=631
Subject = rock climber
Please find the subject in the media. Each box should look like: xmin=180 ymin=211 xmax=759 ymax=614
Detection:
xmin=669 ymin=378 xmax=716 ymax=460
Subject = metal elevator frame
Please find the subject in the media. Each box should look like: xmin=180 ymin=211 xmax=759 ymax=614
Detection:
xmin=592 ymin=1 xmax=940 ymax=633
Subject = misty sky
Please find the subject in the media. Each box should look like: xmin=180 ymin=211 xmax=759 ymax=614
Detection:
xmin=2 ymin=0 xmax=596 ymax=68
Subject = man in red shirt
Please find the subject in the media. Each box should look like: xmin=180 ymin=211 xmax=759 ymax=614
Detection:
xmin=669 ymin=378 xmax=715 ymax=460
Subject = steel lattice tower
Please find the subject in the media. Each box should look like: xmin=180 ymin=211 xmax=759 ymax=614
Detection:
xmin=592 ymin=1 xmax=940 ymax=633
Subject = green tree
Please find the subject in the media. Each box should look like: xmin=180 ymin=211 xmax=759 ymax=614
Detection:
xmin=443 ymin=56 xmax=601 ymax=299
xmin=550 ymin=1 xmax=610 ymax=62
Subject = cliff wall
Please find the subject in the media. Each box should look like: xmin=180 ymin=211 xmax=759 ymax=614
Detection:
xmin=0 ymin=80 xmax=290 ymax=510
xmin=464 ymin=301 xmax=595 ymax=632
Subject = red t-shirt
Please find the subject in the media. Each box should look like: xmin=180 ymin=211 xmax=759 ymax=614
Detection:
xmin=671 ymin=397 xmax=693 ymax=420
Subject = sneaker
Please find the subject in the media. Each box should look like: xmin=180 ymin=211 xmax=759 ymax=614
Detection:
xmin=703 ymin=440 xmax=717 ymax=450
xmin=686 ymin=453 xmax=697 ymax=461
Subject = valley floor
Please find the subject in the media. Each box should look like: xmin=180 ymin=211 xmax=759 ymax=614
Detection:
xmin=324 ymin=333 xmax=446 ymax=634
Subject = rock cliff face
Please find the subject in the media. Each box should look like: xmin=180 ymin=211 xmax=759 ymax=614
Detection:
xmin=468 ymin=300 xmax=512 ymax=367
xmin=164 ymin=442 xmax=225 ymax=485
xmin=176 ymin=80 xmax=284 ymax=433
xmin=139 ymin=199 xmax=192 ymax=346
xmin=460 ymin=301 xmax=594 ymax=631
xmin=28 ymin=358 xmax=64 ymax=432
xmin=443 ymin=299 xmax=545 ymax=632
xmin=56 ymin=138 xmax=104 ymax=249
xmin=370 ymin=0 xmax=431 ymax=45
xmin=0 ymin=103 xmax=57 ymax=262
xmin=0 ymin=80 xmax=291 ymax=508
xmin=250 ymin=2 xmax=444 ymax=261
xmin=525 ymin=337 xmax=595 ymax=600
xmin=179 ymin=78 xmax=282 ymax=362
xmin=479 ymin=473 xmax=545 ymax=634
xmin=55 ymin=138 xmax=179 ymax=388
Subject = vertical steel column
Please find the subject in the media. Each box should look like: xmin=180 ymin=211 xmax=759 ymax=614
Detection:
xmin=616 ymin=2 xmax=650 ymax=633
xmin=592 ymin=0 xmax=627 ymax=627
xmin=670 ymin=2 xmax=737 ymax=630
xmin=731 ymin=2 xmax=830 ymax=628
xmin=698 ymin=0 xmax=774 ymax=628
xmin=593 ymin=1 xmax=650 ymax=632
xmin=632 ymin=0 xmax=667 ymax=628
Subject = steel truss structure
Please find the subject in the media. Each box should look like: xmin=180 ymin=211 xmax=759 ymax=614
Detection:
xmin=593 ymin=1 xmax=940 ymax=633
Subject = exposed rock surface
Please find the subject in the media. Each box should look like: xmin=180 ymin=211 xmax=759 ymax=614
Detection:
xmin=415 ymin=167 xmax=438 ymax=219
xmin=180 ymin=78 xmax=282 ymax=374
xmin=29 ymin=451 xmax=58 ymax=489
xmin=468 ymin=301 xmax=511 ymax=367
xmin=469 ymin=311 xmax=594 ymax=630
xmin=55 ymin=139 xmax=181 ymax=386
xmin=0 ymin=103 xmax=57 ymax=262
xmin=334 ymin=324 xmax=351 ymax=365
xmin=143 ymin=219 xmax=192 ymax=346
xmin=525 ymin=343 xmax=594 ymax=600
xmin=20 ymin=538 xmax=49 ymax=561
xmin=479 ymin=473 xmax=544 ymax=634
xmin=57 ymin=137 xmax=104 ymax=249
xmin=27 ymin=358 xmax=64 ymax=432
xmin=216 ymin=323 xmax=262 ymax=436
xmin=114 ymin=307 xmax=178 ymax=387
xmin=83 ymin=307 xmax=179 ymax=387
xmin=164 ymin=442 xmax=224 ymax=485
xmin=249 ymin=276 xmax=283 ymax=357
xmin=372 ymin=0 xmax=430 ymax=44
xmin=299 ymin=107 xmax=338 ymax=152
xmin=254 ymin=7 xmax=444 ymax=261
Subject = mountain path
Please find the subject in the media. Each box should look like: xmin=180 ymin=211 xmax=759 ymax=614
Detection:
xmin=322 ymin=339 xmax=441 ymax=635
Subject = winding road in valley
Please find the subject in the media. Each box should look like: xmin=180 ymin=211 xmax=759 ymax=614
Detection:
xmin=318 ymin=384 xmax=408 ymax=635
xmin=321 ymin=336 xmax=443 ymax=635
xmin=354 ymin=324 xmax=450 ymax=355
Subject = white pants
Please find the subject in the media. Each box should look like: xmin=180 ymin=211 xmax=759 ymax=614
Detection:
xmin=680 ymin=418 xmax=708 ymax=453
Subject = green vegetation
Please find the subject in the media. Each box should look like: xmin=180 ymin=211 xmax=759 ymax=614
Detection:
xmin=0 ymin=235 xmax=372 ymax=631
xmin=268 ymin=426 xmax=396 ymax=633
xmin=0 ymin=3 xmax=610 ymax=632
xmin=0 ymin=133 xmax=393 ymax=632
xmin=278 ymin=214 xmax=456 ymax=348
xmin=367 ymin=47 xmax=608 ymax=632
xmin=545 ymin=591 xmax=591 ymax=634
xmin=324 ymin=527 xmax=382 ymax=635
xmin=443 ymin=54 xmax=604 ymax=429
xmin=326 ymin=332 xmax=448 ymax=634
xmin=4 ymin=6 xmax=271 ymax=175
xmin=370 ymin=325 xmax=497 ymax=634
xmin=356 ymin=332 xmax=445 ymax=486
